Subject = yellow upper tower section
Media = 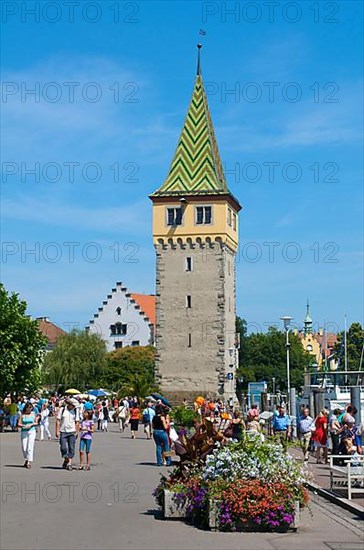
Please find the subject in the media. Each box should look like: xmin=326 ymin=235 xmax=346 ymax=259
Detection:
xmin=150 ymin=45 xmax=241 ymax=252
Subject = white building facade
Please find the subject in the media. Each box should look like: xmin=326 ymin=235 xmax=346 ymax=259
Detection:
xmin=87 ymin=282 xmax=155 ymax=352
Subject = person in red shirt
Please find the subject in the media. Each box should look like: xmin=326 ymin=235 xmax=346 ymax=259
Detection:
xmin=129 ymin=404 xmax=140 ymax=439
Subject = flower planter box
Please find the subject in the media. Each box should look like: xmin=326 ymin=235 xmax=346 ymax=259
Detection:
xmin=163 ymin=490 xmax=188 ymax=519
xmin=208 ymin=500 xmax=300 ymax=532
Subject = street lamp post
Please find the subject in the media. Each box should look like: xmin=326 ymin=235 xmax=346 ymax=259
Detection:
xmin=272 ymin=377 xmax=276 ymax=408
xmin=280 ymin=316 xmax=293 ymax=414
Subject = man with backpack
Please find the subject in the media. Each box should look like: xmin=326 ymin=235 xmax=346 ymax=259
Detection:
xmin=142 ymin=401 xmax=155 ymax=440
xmin=55 ymin=398 xmax=80 ymax=470
xmin=117 ymin=402 xmax=128 ymax=432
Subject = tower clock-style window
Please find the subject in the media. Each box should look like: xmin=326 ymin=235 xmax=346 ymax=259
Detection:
xmin=167 ymin=207 xmax=183 ymax=226
xmin=196 ymin=206 xmax=212 ymax=224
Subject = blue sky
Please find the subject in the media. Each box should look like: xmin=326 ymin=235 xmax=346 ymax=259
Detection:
xmin=1 ymin=0 xmax=363 ymax=334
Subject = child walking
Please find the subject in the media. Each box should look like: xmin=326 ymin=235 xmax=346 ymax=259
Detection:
xmin=79 ymin=410 xmax=94 ymax=471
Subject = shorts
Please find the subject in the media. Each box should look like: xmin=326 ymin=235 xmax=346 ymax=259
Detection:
xmin=130 ymin=419 xmax=139 ymax=431
xmin=80 ymin=438 xmax=92 ymax=453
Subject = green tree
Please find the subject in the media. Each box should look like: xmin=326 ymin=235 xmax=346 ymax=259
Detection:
xmin=236 ymin=316 xmax=248 ymax=367
xmin=236 ymin=325 xmax=313 ymax=392
xmin=101 ymin=345 xmax=155 ymax=393
xmin=0 ymin=284 xmax=47 ymax=395
xmin=118 ymin=372 xmax=157 ymax=401
xmin=43 ymin=330 xmax=107 ymax=391
xmin=334 ymin=322 xmax=364 ymax=370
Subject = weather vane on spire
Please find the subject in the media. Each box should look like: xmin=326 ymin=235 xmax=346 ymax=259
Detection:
xmin=197 ymin=30 xmax=206 ymax=76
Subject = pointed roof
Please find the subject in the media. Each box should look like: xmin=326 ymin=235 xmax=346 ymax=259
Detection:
xmin=304 ymin=300 xmax=312 ymax=323
xmin=303 ymin=300 xmax=313 ymax=335
xmin=151 ymin=51 xmax=231 ymax=198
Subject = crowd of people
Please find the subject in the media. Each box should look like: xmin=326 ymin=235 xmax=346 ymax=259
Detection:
xmin=298 ymin=403 xmax=363 ymax=464
xmin=1 ymin=393 xmax=363 ymax=471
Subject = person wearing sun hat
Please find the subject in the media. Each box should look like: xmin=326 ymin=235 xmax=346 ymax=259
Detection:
xmin=55 ymin=397 xmax=80 ymax=470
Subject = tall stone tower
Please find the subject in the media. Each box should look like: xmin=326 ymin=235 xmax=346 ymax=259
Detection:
xmin=149 ymin=46 xmax=241 ymax=403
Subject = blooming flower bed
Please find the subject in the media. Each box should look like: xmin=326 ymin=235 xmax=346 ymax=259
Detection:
xmin=154 ymin=439 xmax=309 ymax=532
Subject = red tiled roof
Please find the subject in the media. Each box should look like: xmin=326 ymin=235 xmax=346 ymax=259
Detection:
xmin=131 ymin=294 xmax=156 ymax=325
xmin=314 ymin=332 xmax=338 ymax=348
xmin=37 ymin=319 xmax=66 ymax=345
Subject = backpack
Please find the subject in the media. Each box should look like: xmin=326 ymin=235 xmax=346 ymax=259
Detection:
xmin=143 ymin=409 xmax=150 ymax=423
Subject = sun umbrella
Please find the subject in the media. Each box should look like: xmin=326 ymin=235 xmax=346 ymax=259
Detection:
xmin=88 ymin=389 xmax=107 ymax=397
xmin=151 ymin=393 xmax=172 ymax=408
xmin=65 ymin=388 xmax=81 ymax=395
xmin=98 ymin=388 xmax=112 ymax=396
xmin=145 ymin=395 xmax=157 ymax=403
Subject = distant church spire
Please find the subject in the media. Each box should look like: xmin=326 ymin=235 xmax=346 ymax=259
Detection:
xmin=303 ymin=299 xmax=313 ymax=335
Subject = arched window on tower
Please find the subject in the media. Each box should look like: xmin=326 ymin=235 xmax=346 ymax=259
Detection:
xmin=116 ymin=307 xmax=121 ymax=315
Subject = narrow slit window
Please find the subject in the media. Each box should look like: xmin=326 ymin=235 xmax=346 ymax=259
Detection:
xmin=233 ymin=213 xmax=237 ymax=231
xmin=228 ymin=208 xmax=232 ymax=226
xmin=186 ymin=295 xmax=192 ymax=308
xmin=186 ymin=257 xmax=193 ymax=271
xmin=188 ymin=333 xmax=192 ymax=347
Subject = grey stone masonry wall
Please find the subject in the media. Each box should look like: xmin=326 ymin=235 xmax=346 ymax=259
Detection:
xmin=155 ymin=240 xmax=237 ymax=400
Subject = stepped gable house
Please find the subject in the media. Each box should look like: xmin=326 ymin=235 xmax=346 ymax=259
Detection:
xmin=86 ymin=282 xmax=155 ymax=352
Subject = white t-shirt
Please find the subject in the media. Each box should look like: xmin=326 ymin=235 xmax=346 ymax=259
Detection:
xmin=57 ymin=407 xmax=80 ymax=433
xmin=40 ymin=409 xmax=50 ymax=423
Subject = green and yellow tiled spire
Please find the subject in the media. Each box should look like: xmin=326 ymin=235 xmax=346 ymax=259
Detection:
xmin=151 ymin=45 xmax=229 ymax=197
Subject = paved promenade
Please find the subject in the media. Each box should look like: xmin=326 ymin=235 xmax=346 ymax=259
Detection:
xmin=1 ymin=422 xmax=363 ymax=550
xmin=289 ymin=446 xmax=364 ymax=509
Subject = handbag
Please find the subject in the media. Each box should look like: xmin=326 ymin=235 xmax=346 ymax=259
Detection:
xmin=169 ymin=427 xmax=179 ymax=442
xmin=310 ymin=417 xmax=317 ymax=432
